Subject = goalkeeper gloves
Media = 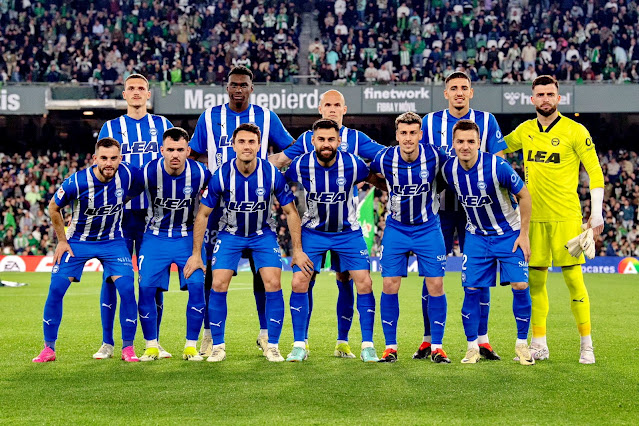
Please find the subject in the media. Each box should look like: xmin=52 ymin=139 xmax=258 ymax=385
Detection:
xmin=565 ymin=224 xmax=596 ymax=259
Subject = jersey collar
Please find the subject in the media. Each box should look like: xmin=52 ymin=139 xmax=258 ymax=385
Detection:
xmin=536 ymin=114 xmax=562 ymax=133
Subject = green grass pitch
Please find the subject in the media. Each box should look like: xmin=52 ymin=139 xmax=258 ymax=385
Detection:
xmin=0 ymin=271 xmax=637 ymax=424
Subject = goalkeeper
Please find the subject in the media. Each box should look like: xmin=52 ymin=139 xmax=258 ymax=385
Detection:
xmin=504 ymin=75 xmax=604 ymax=364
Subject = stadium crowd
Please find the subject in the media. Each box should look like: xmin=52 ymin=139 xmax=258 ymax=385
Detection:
xmin=1 ymin=146 xmax=637 ymax=258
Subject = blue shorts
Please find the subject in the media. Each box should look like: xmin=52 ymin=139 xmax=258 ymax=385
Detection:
xmin=461 ymin=231 xmax=529 ymax=288
xmin=380 ymin=218 xmax=446 ymax=278
xmin=53 ymin=239 xmax=134 ymax=282
xmin=211 ymin=230 xmax=282 ymax=273
xmin=138 ymin=233 xmax=205 ymax=291
xmin=121 ymin=209 xmax=147 ymax=256
xmin=294 ymin=228 xmax=370 ymax=273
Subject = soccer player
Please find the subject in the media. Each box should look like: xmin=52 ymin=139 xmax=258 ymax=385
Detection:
xmin=270 ymin=89 xmax=386 ymax=358
xmin=370 ymin=112 xmax=450 ymax=363
xmin=504 ymin=75 xmax=604 ymax=364
xmin=284 ymin=118 xmax=386 ymax=363
xmin=189 ymin=66 xmax=295 ymax=357
xmin=33 ymin=138 xmax=140 ymax=363
xmin=443 ymin=120 xmax=534 ymax=366
xmin=184 ymin=123 xmax=312 ymax=362
xmin=94 ymin=73 xmax=174 ymax=360
xmin=134 ymin=127 xmax=211 ymax=362
xmin=416 ymin=71 xmax=507 ymax=361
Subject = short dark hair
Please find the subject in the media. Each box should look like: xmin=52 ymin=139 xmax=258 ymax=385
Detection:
xmin=163 ymin=127 xmax=190 ymax=143
xmin=124 ymin=73 xmax=149 ymax=86
xmin=95 ymin=137 xmax=121 ymax=153
xmin=232 ymin=123 xmax=261 ymax=141
xmin=532 ymin=74 xmax=558 ymax=89
xmin=227 ymin=66 xmax=254 ymax=82
xmin=312 ymin=118 xmax=340 ymax=133
xmin=452 ymin=119 xmax=480 ymax=138
xmin=395 ymin=112 xmax=422 ymax=129
xmin=445 ymin=71 xmax=471 ymax=85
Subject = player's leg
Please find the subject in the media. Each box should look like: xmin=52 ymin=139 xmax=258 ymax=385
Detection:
xmin=460 ymin=286 xmax=481 ymax=364
xmin=207 ymin=268 xmax=233 ymax=362
xmin=528 ymin=222 xmax=554 ymax=360
xmin=247 ymin=251 xmax=268 ymax=350
xmin=199 ymin=232 xmax=217 ymax=357
xmin=138 ymin=285 xmax=160 ymax=361
xmin=334 ymin=255 xmax=355 ymax=358
xmin=97 ymin=272 xmax=117 ymax=356
xmin=379 ymin=276 xmax=401 ymax=363
xmin=259 ymin=266 xmax=285 ymax=362
xmin=183 ymin=268 xmax=206 ymax=362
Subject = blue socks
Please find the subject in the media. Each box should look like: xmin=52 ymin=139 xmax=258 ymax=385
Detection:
xmin=138 ymin=287 xmax=159 ymax=341
xmin=461 ymin=288 xmax=480 ymax=342
xmin=99 ymin=276 xmax=117 ymax=346
xmin=421 ymin=280 xmax=431 ymax=338
xmin=336 ymin=279 xmax=355 ymax=341
xmin=428 ymin=293 xmax=447 ymax=345
xmin=203 ymin=283 xmax=211 ymax=332
xmin=265 ymin=290 xmax=285 ymax=344
xmin=208 ymin=290 xmax=228 ymax=345
xmin=290 ymin=291 xmax=309 ymax=342
xmin=356 ymin=292 xmax=375 ymax=343
xmin=512 ymin=288 xmax=532 ymax=340
xmin=112 ymin=276 xmax=138 ymax=344
xmin=380 ymin=292 xmax=399 ymax=346
xmin=185 ymin=277 xmax=205 ymax=341
xmin=42 ymin=275 xmax=72 ymax=344
xmin=254 ymin=289 xmax=267 ymax=330
xmin=478 ymin=287 xmax=491 ymax=337
xmin=305 ymin=280 xmax=315 ymax=340
xmin=155 ymin=291 xmax=164 ymax=340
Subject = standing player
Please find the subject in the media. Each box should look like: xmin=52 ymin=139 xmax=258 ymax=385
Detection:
xmin=415 ymin=71 xmax=507 ymax=361
xmin=284 ymin=119 xmax=386 ymax=363
xmin=184 ymin=123 xmax=312 ymax=362
xmin=134 ymin=128 xmax=211 ymax=362
xmin=443 ymin=120 xmax=534 ymax=365
xmin=370 ymin=112 xmax=450 ymax=363
xmin=270 ymin=89 xmax=386 ymax=358
xmin=189 ymin=66 xmax=295 ymax=357
xmin=504 ymin=75 xmax=604 ymax=364
xmin=33 ymin=138 xmax=140 ymax=363
xmin=94 ymin=73 xmax=174 ymax=360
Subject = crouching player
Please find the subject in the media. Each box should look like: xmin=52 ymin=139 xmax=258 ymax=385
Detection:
xmin=370 ymin=112 xmax=450 ymax=363
xmin=184 ymin=123 xmax=313 ymax=362
xmin=33 ymin=138 xmax=140 ymax=362
xmin=133 ymin=127 xmax=211 ymax=362
xmin=442 ymin=120 xmax=535 ymax=365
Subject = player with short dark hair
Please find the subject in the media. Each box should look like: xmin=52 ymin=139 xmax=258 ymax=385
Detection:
xmin=33 ymin=139 xmax=140 ymax=363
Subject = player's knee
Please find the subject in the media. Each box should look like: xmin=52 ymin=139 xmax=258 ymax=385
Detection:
xmin=511 ymin=281 xmax=528 ymax=290
xmin=382 ymin=277 xmax=401 ymax=294
xmin=291 ymin=272 xmax=310 ymax=292
xmin=336 ymin=271 xmax=350 ymax=283
xmin=425 ymin=277 xmax=444 ymax=296
xmin=354 ymin=276 xmax=373 ymax=293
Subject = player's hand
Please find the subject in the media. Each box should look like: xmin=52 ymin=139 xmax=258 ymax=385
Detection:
xmin=512 ymin=234 xmax=530 ymax=263
xmin=184 ymin=255 xmax=204 ymax=279
xmin=53 ymin=241 xmax=74 ymax=265
xmin=292 ymin=251 xmax=314 ymax=278
xmin=587 ymin=215 xmax=604 ymax=235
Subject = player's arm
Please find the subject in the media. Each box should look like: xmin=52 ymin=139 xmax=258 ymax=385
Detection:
xmin=365 ymin=171 xmax=387 ymax=192
xmin=503 ymin=125 xmax=524 ymax=154
xmin=48 ymin=198 xmax=74 ymax=264
xmin=575 ymin=129 xmax=605 ymax=234
xmin=188 ymin=112 xmax=209 ymax=162
xmin=183 ymin=204 xmax=213 ymax=279
xmin=270 ymin=132 xmax=308 ymax=169
xmin=124 ymin=165 xmax=145 ymax=204
xmin=281 ymin=201 xmax=314 ymax=277
xmin=487 ymin=114 xmax=507 ymax=158
xmin=512 ymin=186 xmax=532 ymax=262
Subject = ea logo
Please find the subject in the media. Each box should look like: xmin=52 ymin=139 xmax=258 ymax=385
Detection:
xmin=255 ymin=187 xmax=266 ymax=196
xmin=183 ymin=186 xmax=193 ymax=195
xmin=115 ymin=188 xmax=125 ymax=197
xmin=419 ymin=170 xmax=429 ymax=179
xmin=477 ymin=181 xmax=487 ymax=190
xmin=340 ymin=141 xmax=348 ymax=151
xmin=336 ymin=177 xmax=347 ymax=186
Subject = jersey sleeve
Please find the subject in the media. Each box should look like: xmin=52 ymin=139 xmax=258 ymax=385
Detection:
xmin=435 ymin=147 xmax=448 ymax=169
xmin=496 ymin=157 xmax=525 ymax=194
xmin=504 ymin=124 xmax=524 ymax=154
xmin=419 ymin=115 xmax=431 ymax=145
xmin=283 ymin=132 xmax=309 ymax=159
xmin=486 ymin=114 xmax=508 ymax=153
xmin=573 ymin=125 xmax=604 ymax=189
xmin=189 ymin=111 xmax=209 ymax=155
xmin=127 ymin=165 xmax=146 ymax=198
xmin=54 ymin=175 xmax=78 ymax=208
xmin=370 ymin=149 xmax=385 ymax=175
xmin=356 ymin=132 xmax=386 ymax=161
xmin=354 ymin=156 xmax=370 ymax=183
xmin=98 ymin=122 xmax=112 ymax=140
xmin=201 ymin=170 xmax=222 ymax=209
xmin=268 ymin=110 xmax=295 ymax=150
xmin=273 ymin=168 xmax=295 ymax=206
xmin=284 ymin=157 xmax=300 ymax=183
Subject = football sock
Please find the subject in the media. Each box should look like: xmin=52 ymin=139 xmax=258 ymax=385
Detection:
xmin=208 ymin=290 xmax=228 ymax=345
xmin=290 ymin=291 xmax=309 ymax=343
xmin=304 ymin=280 xmax=315 ymax=340
xmin=42 ymin=275 xmax=72 ymax=343
xmin=428 ymin=293 xmax=447 ymax=345
xmin=563 ymin=265 xmax=592 ymax=336
xmin=478 ymin=287 xmax=491 ymax=336
xmin=380 ymin=292 xmax=399 ymax=346
xmin=203 ymin=266 xmax=212 ymax=331
xmin=512 ymin=287 xmax=532 ymax=340
xmin=203 ymin=328 xmax=211 ymax=338
xmin=421 ymin=279 xmax=431 ymax=339
xmin=99 ymin=274 xmax=117 ymax=346
xmin=185 ymin=279 xmax=206 ymax=341
xmin=123 ymin=340 xmax=133 ymax=348
xmin=146 ymin=339 xmax=158 ymax=348
xmin=113 ymin=275 xmax=137 ymax=342
xmin=529 ymin=268 xmax=549 ymax=338
xmin=336 ymin=279 xmax=355 ymax=341
xmin=581 ymin=335 xmax=593 ymax=347
xmin=138 ymin=286 xmax=159 ymax=341
xmin=461 ymin=288 xmax=480 ymax=342
xmin=467 ymin=339 xmax=479 ymax=350
xmin=186 ymin=340 xmax=197 ymax=348
xmin=265 ymin=290 xmax=284 ymax=345
xmin=45 ymin=341 xmax=56 ymax=351
xmin=251 ymin=261 xmax=267 ymax=330
xmin=356 ymin=292 xmax=375 ymax=343
xmin=155 ymin=290 xmax=164 ymax=340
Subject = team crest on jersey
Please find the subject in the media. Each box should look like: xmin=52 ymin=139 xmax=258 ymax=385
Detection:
xmin=56 ymin=187 xmax=65 ymax=199
xmin=183 ymin=186 xmax=193 ymax=195
xmin=52 ymin=264 xmax=60 ymax=274
xmin=149 ymin=128 xmax=158 ymax=137
xmin=115 ymin=188 xmax=125 ymax=197
xmin=477 ymin=181 xmax=487 ymax=190
xmin=340 ymin=141 xmax=348 ymax=151
xmin=211 ymin=256 xmax=217 ymax=266
xmin=419 ymin=170 xmax=429 ymax=179
xmin=551 ymin=138 xmax=560 ymax=146
xmin=255 ymin=187 xmax=266 ymax=196
xmin=461 ymin=272 xmax=466 ymax=282
xmin=336 ymin=177 xmax=347 ymax=186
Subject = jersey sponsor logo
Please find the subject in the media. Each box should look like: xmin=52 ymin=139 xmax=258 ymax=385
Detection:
xmin=307 ymin=192 xmax=347 ymax=203
xmin=392 ymin=183 xmax=431 ymax=196
xmin=459 ymin=194 xmax=493 ymax=208
xmin=218 ymin=135 xmax=232 ymax=147
xmin=56 ymin=187 xmax=65 ymax=199
xmin=526 ymin=150 xmax=561 ymax=164
xmin=121 ymin=141 xmax=159 ymax=155
xmin=115 ymin=188 xmax=124 ymax=197
xmin=585 ymin=137 xmax=592 ymax=147
xmin=477 ymin=181 xmax=487 ymax=190
xmin=551 ymin=138 xmax=560 ymax=146
xmin=496 ymin=130 xmax=502 ymax=139
xmin=518 ymin=261 xmax=529 ymax=267
xmin=227 ymin=200 xmax=267 ymax=212
xmin=183 ymin=186 xmax=193 ymax=195
xmin=437 ymin=254 xmax=447 ymax=262
xmin=154 ymin=197 xmax=193 ymax=210
xmin=336 ymin=177 xmax=347 ymax=186
xmin=255 ymin=187 xmax=266 ymax=196
xmin=511 ymin=174 xmax=519 ymax=183
xmin=419 ymin=170 xmax=429 ymax=179
xmin=215 ymin=153 xmax=223 ymax=167
xmin=85 ymin=203 xmax=123 ymax=216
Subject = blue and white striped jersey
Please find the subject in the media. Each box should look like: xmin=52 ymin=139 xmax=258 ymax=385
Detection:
xmin=202 ymin=158 xmax=294 ymax=237
xmin=190 ymin=103 xmax=294 ymax=173
xmin=285 ymin=151 xmax=370 ymax=233
xmin=139 ymin=158 xmax=211 ymax=238
xmin=442 ymin=152 xmax=525 ymax=236
xmin=284 ymin=126 xmax=385 ymax=161
xmin=371 ymin=144 xmax=447 ymax=226
xmin=98 ymin=114 xmax=173 ymax=210
xmin=54 ymin=163 xmax=136 ymax=242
